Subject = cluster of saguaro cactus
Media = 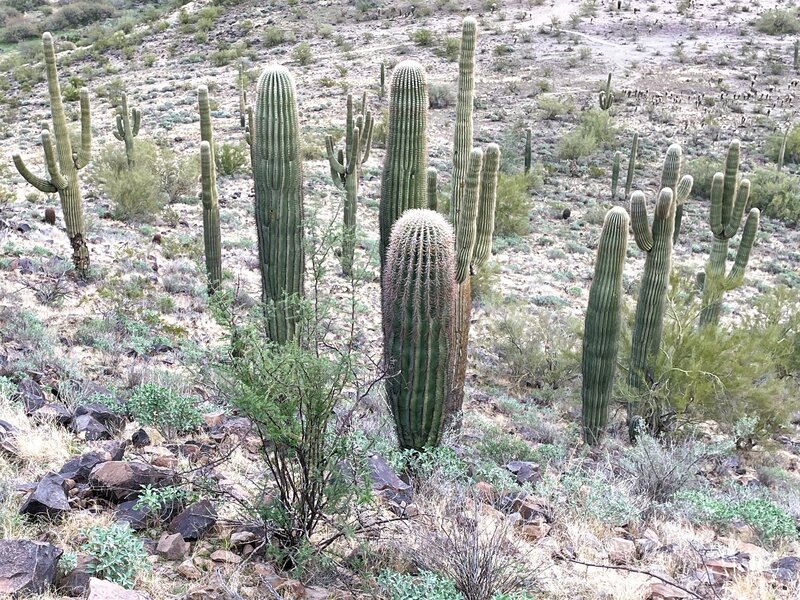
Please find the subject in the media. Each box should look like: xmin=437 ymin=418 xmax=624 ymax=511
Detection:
xmin=326 ymin=93 xmax=373 ymax=276
xmin=599 ymin=73 xmax=614 ymax=110
xmin=113 ymin=92 xmax=140 ymax=168
xmin=581 ymin=207 xmax=629 ymax=445
xmin=379 ymin=60 xmax=429 ymax=268
xmin=13 ymin=32 xmax=92 ymax=274
xmin=253 ymin=65 xmax=305 ymax=344
xmin=198 ymin=85 xmax=222 ymax=294
xmin=383 ymin=209 xmax=456 ymax=451
xmin=699 ymin=140 xmax=759 ymax=326
xmin=624 ymin=132 xmax=639 ymax=200
xmin=611 ymin=150 xmax=621 ymax=199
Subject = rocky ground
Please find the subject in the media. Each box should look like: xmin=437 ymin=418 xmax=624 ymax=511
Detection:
xmin=1 ymin=0 xmax=800 ymax=599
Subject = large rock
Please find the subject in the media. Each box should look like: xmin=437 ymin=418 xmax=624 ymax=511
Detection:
xmin=32 ymin=403 xmax=73 ymax=426
xmin=0 ymin=418 xmax=19 ymax=457
xmin=57 ymin=554 xmax=97 ymax=597
xmin=60 ymin=442 xmax=126 ymax=484
xmin=156 ymin=532 xmax=189 ymax=561
xmin=72 ymin=402 xmax=124 ymax=439
xmin=19 ymin=472 xmax=70 ymax=518
xmin=505 ymin=460 xmax=541 ymax=485
xmin=368 ymin=454 xmax=412 ymax=504
xmin=72 ymin=414 xmax=112 ymax=441
xmin=0 ymin=540 xmax=62 ymax=595
xmin=89 ymin=461 xmax=175 ymax=502
xmin=169 ymin=500 xmax=217 ymax=541
xmin=769 ymin=556 xmax=800 ymax=583
xmin=87 ymin=577 xmax=150 ymax=599
xmin=16 ymin=378 xmax=46 ymax=413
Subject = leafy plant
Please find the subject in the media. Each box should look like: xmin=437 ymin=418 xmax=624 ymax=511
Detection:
xmin=378 ymin=570 xmax=462 ymax=600
xmin=133 ymin=484 xmax=192 ymax=514
xmin=493 ymin=172 xmax=539 ymax=238
xmin=127 ymin=383 xmax=202 ymax=439
xmin=747 ymin=167 xmax=800 ymax=224
xmin=81 ymin=523 xmax=150 ymax=589
xmin=215 ymin=141 xmax=249 ymax=176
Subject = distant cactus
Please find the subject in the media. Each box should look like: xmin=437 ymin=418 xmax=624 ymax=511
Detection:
xmin=624 ymin=132 xmax=639 ymax=200
xmin=198 ymin=85 xmax=221 ymax=293
xmin=777 ymin=124 xmax=790 ymax=171
xmin=238 ymin=61 xmax=247 ymax=129
xmin=380 ymin=61 xmax=386 ymax=97
xmin=379 ymin=60 xmax=428 ymax=269
xmin=427 ymin=167 xmax=438 ymax=211
xmin=253 ymin=65 xmax=305 ymax=343
xmin=12 ymin=32 xmax=91 ymax=274
xmin=700 ymin=140 xmax=759 ymax=326
xmin=524 ymin=128 xmax=532 ymax=174
xmin=326 ymin=93 xmax=373 ymax=276
xmin=112 ymin=92 xmax=140 ymax=168
xmin=794 ymin=39 xmax=799 ymax=71
xmin=472 ymin=144 xmax=500 ymax=268
xmin=383 ymin=209 xmax=456 ymax=451
xmin=598 ymin=73 xmax=614 ymax=110
xmin=611 ymin=150 xmax=621 ymax=199
xmin=582 ymin=207 xmax=629 ymax=446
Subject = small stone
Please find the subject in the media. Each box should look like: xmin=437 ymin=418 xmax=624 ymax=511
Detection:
xmin=87 ymin=577 xmax=151 ymax=599
xmin=520 ymin=520 xmax=551 ymax=541
xmin=32 ymin=403 xmax=73 ymax=426
xmin=230 ymin=531 xmax=257 ymax=546
xmin=89 ymin=461 xmax=175 ymax=502
xmin=369 ymin=454 xmax=412 ymax=504
xmin=210 ymin=549 xmax=241 ymax=564
xmin=131 ymin=429 xmax=151 ymax=448
xmin=156 ymin=532 xmax=189 ymax=561
xmin=203 ymin=411 xmax=225 ymax=428
xmin=647 ymin=582 xmax=689 ymax=599
xmin=57 ymin=554 xmax=96 ymax=596
xmin=177 ymin=559 xmax=202 ymax=580
xmin=606 ymin=537 xmax=635 ymax=565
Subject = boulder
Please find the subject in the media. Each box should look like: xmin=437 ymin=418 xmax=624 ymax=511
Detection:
xmin=368 ymin=454 xmax=412 ymax=504
xmin=57 ymin=554 xmax=97 ymax=597
xmin=32 ymin=403 xmax=73 ymax=426
xmin=74 ymin=402 xmax=123 ymax=432
xmin=169 ymin=500 xmax=217 ymax=541
xmin=19 ymin=473 xmax=70 ymax=518
xmin=769 ymin=556 xmax=800 ymax=583
xmin=0 ymin=419 xmax=19 ymax=457
xmin=0 ymin=540 xmax=62 ymax=595
xmin=16 ymin=378 xmax=46 ymax=413
xmin=505 ymin=460 xmax=541 ymax=485
xmin=210 ymin=549 xmax=241 ymax=564
xmin=115 ymin=500 xmax=152 ymax=531
xmin=72 ymin=414 xmax=112 ymax=441
xmin=87 ymin=577 xmax=150 ymax=599
xmin=89 ymin=461 xmax=175 ymax=502
xmin=606 ymin=537 xmax=636 ymax=565
xmin=60 ymin=446 xmax=123 ymax=484
xmin=156 ymin=532 xmax=189 ymax=561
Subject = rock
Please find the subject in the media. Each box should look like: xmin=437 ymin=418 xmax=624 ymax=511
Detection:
xmin=606 ymin=537 xmax=636 ymax=565
xmin=368 ymin=453 xmax=412 ymax=504
xmin=177 ymin=559 xmax=202 ymax=580
xmin=19 ymin=472 xmax=70 ymax=518
xmin=157 ymin=532 xmax=189 ymax=561
xmin=169 ymin=499 xmax=218 ymax=541
xmin=498 ymin=494 xmax=550 ymax=522
xmin=635 ymin=537 xmax=659 ymax=558
xmin=203 ymin=411 xmax=225 ymax=428
xmin=230 ymin=531 xmax=257 ymax=546
xmin=17 ymin=378 xmax=46 ymax=413
xmin=89 ymin=461 xmax=175 ymax=502
xmin=210 ymin=549 xmax=241 ymax=564
xmin=768 ymin=556 xmax=800 ymax=583
xmin=702 ymin=557 xmax=747 ymax=581
xmin=473 ymin=481 xmax=495 ymax=502
xmin=647 ymin=582 xmax=690 ymax=599
xmin=75 ymin=402 xmax=123 ymax=430
xmin=96 ymin=439 xmax=128 ymax=461
xmin=60 ymin=448 xmax=120 ymax=484
xmin=57 ymin=554 xmax=97 ymax=597
xmin=0 ymin=540 xmax=62 ymax=595
xmin=87 ymin=577 xmax=150 ymax=599
xmin=72 ymin=414 xmax=112 ymax=441
xmin=520 ymin=520 xmax=551 ymax=541
xmin=131 ymin=428 xmax=151 ymax=448
xmin=0 ymin=419 xmax=20 ymax=457
xmin=32 ymin=402 xmax=73 ymax=426
xmin=115 ymin=500 xmax=152 ymax=531
xmin=505 ymin=460 xmax=540 ymax=485
xmin=185 ymin=584 xmax=227 ymax=600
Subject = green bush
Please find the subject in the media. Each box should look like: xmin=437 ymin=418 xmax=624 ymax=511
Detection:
xmin=436 ymin=36 xmax=460 ymax=61
xmin=215 ymin=141 xmax=249 ymax=176
xmin=748 ymin=167 xmax=800 ymax=224
xmin=378 ymin=570 xmax=461 ymax=600
xmin=127 ymin=383 xmax=202 ymax=439
xmin=493 ymin=172 xmax=538 ymax=238
xmin=411 ymin=28 xmax=435 ymax=47
xmin=157 ymin=145 xmax=199 ymax=204
xmin=93 ymin=141 xmax=163 ymax=222
xmin=557 ymin=109 xmax=615 ymax=160
xmin=537 ymin=94 xmax=573 ymax=120
xmin=429 ymin=82 xmax=455 ymax=109
xmin=81 ymin=523 xmax=150 ymax=589
xmin=292 ymin=42 xmax=313 ymax=65
xmin=685 ymin=156 xmax=717 ymax=200
xmin=765 ymin=124 xmax=800 ymax=165
xmin=44 ymin=2 xmax=116 ymax=32
xmin=262 ymin=26 xmax=293 ymax=47
xmin=755 ymin=9 xmax=800 ymax=35
xmin=0 ymin=16 xmax=38 ymax=43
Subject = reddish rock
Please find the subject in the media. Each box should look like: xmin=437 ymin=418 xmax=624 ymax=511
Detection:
xmin=606 ymin=537 xmax=636 ymax=565
xmin=647 ymin=582 xmax=690 ymax=599
xmin=156 ymin=532 xmax=189 ymax=561
xmin=87 ymin=577 xmax=150 ymax=599
xmin=89 ymin=461 xmax=175 ymax=502
xmin=210 ymin=549 xmax=241 ymax=564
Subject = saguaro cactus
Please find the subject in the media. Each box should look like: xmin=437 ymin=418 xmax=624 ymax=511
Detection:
xmin=253 ymin=65 xmax=305 ymax=343
xmin=326 ymin=93 xmax=373 ymax=276
xmin=238 ymin=61 xmax=248 ymax=129
xmin=379 ymin=60 xmax=428 ymax=269
xmin=599 ymin=73 xmax=614 ymax=110
xmin=13 ymin=32 xmax=91 ymax=274
xmin=113 ymin=92 xmax=140 ymax=168
xmin=455 ymin=149 xmax=483 ymax=283
xmin=383 ymin=209 xmax=456 ymax=451
xmin=582 ymin=207 xmax=629 ymax=446
xmin=672 ymin=173 xmax=694 ymax=244
xmin=777 ymin=124 xmax=790 ymax=171
xmin=700 ymin=140 xmax=759 ymax=326
xmin=524 ymin=128 xmax=532 ymax=175
xmin=472 ymin=144 xmax=500 ymax=268
xmin=611 ymin=150 xmax=621 ymax=199
xmin=427 ymin=167 xmax=438 ymax=211
xmin=624 ymin=132 xmax=639 ymax=200
xmin=198 ymin=85 xmax=222 ymax=293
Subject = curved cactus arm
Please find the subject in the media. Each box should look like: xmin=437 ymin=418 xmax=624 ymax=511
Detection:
xmin=75 ymin=88 xmax=91 ymax=169
xmin=325 ymin=135 xmax=347 ymax=180
xmin=598 ymin=72 xmax=613 ymax=110
xmin=472 ymin=143 xmax=500 ymax=268
xmin=721 ymin=140 xmax=740 ymax=222
xmin=673 ymin=174 xmax=693 ymax=244
xmin=624 ymin=132 xmax=639 ymax=200
xmin=42 ymin=130 xmax=68 ymax=190
xmin=455 ymin=148 xmax=483 ymax=283
xmin=630 ymin=191 xmax=653 ymax=251
xmin=427 ymin=168 xmax=438 ymax=211
xmin=709 ymin=172 xmax=725 ymax=237
xmin=12 ymin=153 xmax=57 ymax=193
xmin=725 ymin=207 xmax=759 ymax=288
xmin=359 ymin=111 xmax=373 ymax=164
xmin=114 ymin=113 xmax=124 ymax=139
xmin=131 ymin=108 xmax=141 ymax=137
xmin=723 ymin=178 xmax=751 ymax=239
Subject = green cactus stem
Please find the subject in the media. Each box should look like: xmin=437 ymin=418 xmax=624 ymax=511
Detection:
xmin=380 ymin=61 xmax=386 ymax=97
xmin=253 ymin=65 xmax=305 ymax=344
xmin=794 ymin=39 xmax=799 ymax=71
xmin=379 ymin=60 xmax=428 ymax=269
xmin=383 ymin=209 xmax=456 ymax=451
xmin=611 ymin=150 xmax=621 ymax=199
xmin=778 ymin=124 xmax=790 ymax=171
xmin=700 ymin=140 xmax=759 ymax=326
xmin=672 ymin=174 xmax=693 ymax=244
xmin=326 ymin=93 xmax=373 ymax=276
xmin=13 ymin=32 xmax=91 ymax=275
xmin=524 ymin=128 xmax=532 ymax=175
xmin=455 ymin=149 xmax=483 ymax=283
xmin=582 ymin=206 xmax=629 ymax=446
xmin=427 ymin=167 xmax=438 ymax=211
xmin=599 ymin=73 xmax=614 ymax=110
xmin=472 ymin=144 xmax=500 ymax=269
xmin=238 ymin=61 xmax=247 ymax=129
xmin=112 ymin=92 xmax=140 ymax=168
xmin=624 ymin=132 xmax=639 ymax=200
xmin=198 ymin=85 xmax=221 ymax=293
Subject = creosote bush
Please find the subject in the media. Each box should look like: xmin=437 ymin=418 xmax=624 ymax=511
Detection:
xmin=755 ymin=8 xmax=800 ymax=35
xmin=127 ymin=383 xmax=203 ymax=439
xmin=748 ymin=167 xmax=800 ymax=224
xmin=558 ymin=108 xmax=616 ymax=160
xmin=493 ymin=172 xmax=540 ymax=238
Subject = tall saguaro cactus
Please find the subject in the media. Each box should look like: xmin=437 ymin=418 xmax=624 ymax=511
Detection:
xmin=427 ymin=167 xmax=438 ymax=211
xmin=472 ymin=144 xmax=500 ymax=268
xmin=700 ymin=140 xmax=759 ymax=326
xmin=238 ymin=61 xmax=248 ymax=129
xmin=624 ymin=132 xmax=639 ymax=200
xmin=13 ymin=32 xmax=91 ymax=274
xmin=379 ymin=60 xmax=428 ymax=269
xmin=611 ymin=150 xmax=621 ymax=199
xmin=582 ymin=207 xmax=629 ymax=446
xmin=198 ymin=85 xmax=222 ymax=293
xmin=524 ymin=128 xmax=532 ymax=175
xmin=113 ymin=92 xmax=140 ymax=168
xmin=326 ymin=93 xmax=373 ymax=276
xmin=383 ymin=209 xmax=456 ymax=451
xmin=253 ymin=65 xmax=305 ymax=344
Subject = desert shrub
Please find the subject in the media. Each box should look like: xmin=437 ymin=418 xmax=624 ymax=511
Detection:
xmin=214 ymin=141 xmax=249 ymax=176
xmin=411 ymin=28 xmax=435 ymax=46
xmin=81 ymin=523 xmax=150 ymax=589
xmin=44 ymin=1 xmax=116 ymax=31
xmin=536 ymin=94 xmax=572 ymax=119
xmin=262 ymin=26 xmax=293 ymax=47
xmin=127 ymin=383 xmax=203 ymax=439
xmin=558 ymin=109 xmax=615 ymax=160
xmin=474 ymin=423 xmax=534 ymax=465
xmin=493 ymin=172 xmax=537 ymax=238
xmin=5 ymin=0 xmax=48 ymax=10
xmin=292 ymin=41 xmax=313 ymax=65
xmin=157 ymin=145 xmax=199 ymax=203
xmin=748 ymin=167 xmax=800 ymax=224
xmin=557 ymin=130 xmax=597 ymax=160
xmin=93 ymin=141 xmax=163 ymax=221
xmin=378 ymin=570 xmax=461 ymax=600
xmin=437 ymin=36 xmax=460 ymax=61
xmin=765 ymin=124 xmax=800 ymax=165
xmin=685 ymin=156 xmax=717 ymax=200
xmin=755 ymin=9 xmax=800 ymax=35
xmin=429 ymin=82 xmax=455 ymax=109
xmin=0 ymin=16 xmax=38 ymax=42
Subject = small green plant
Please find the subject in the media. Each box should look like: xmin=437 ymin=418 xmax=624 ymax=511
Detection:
xmin=81 ymin=523 xmax=150 ymax=589
xmin=378 ymin=570 xmax=461 ymax=600
xmin=536 ymin=94 xmax=572 ymax=119
xmin=127 ymin=383 xmax=202 ymax=439
xmin=263 ymin=26 xmax=293 ymax=47
xmin=411 ymin=28 xmax=435 ymax=46
xmin=747 ymin=167 xmax=800 ymax=224
xmin=493 ymin=172 xmax=538 ymax=238
xmin=215 ymin=141 xmax=249 ymax=176
xmin=292 ymin=42 xmax=313 ymax=65
xmin=133 ymin=484 xmax=192 ymax=515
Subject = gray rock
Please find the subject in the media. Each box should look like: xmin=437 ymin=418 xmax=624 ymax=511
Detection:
xmin=57 ymin=554 xmax=97 ymax=597
xmin=0 ymin=540 xmax=62 ymax=595
xmin=169 ymin=500 xmax=218 ymax=541
xmin=17 ymin=378 xmax=46 ymax=413
xmin=368 ymin=454 xmax=412 ymax=504
xmin=769 ymin=556 xmax=800 ymax=583
xmin=19 ymin=473 xmax=70 ymax=518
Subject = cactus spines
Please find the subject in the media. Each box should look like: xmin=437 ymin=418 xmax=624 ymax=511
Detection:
xmin=599 ymin=72 xmax=614 ymax=110
xmin=253 ymin=65 xmax=305 ymax=344
xmin=524 ymin=128 xmax=532 ymax=175
xmin=628 ymin=185 xmax=676 ymax=397
xmin=672 ymin=174 xmax=693 ymax=244
xmin=611 ymin=150 xmax=621 ymax=199
xmin=379 ymin=60 xmax=429 ymax=269
xmin=383 ymin=209 xmax=456 ymax=451
xmin=582 ymin=206 xmax=629 ymax=445
xmin=238 ymin=62 xmax=247 ymax=129
xmin=624 ymin=132 xmax=639 ymax=200
xmin=427 ymin=167 xmax=438 ymax=211
xmin=12 ymin=32 xmax=91 ymax=274
xmin=472 ymin=143 xmax=500 ymax=269
xmin=455 ymin=148 xmax=483 ymax=283
xmin=326 ymin=93 xmax=373 ymax=276
xmin=112 ymin=92 xmax=140 ymax=168
xmin=700 ymin=140 xmax=759 ymax=326
xmin=200 ymin=142 xmax=222 ymax=293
